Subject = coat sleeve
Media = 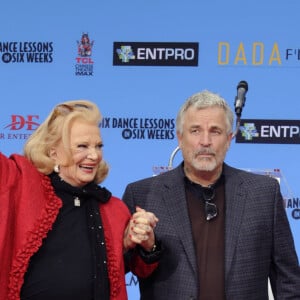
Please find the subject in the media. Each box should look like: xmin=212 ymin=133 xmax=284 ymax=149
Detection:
xmin=122 ymin=183 xmax=160 ymax=278
xmin=125 ymin=249 xmax=159 ymax=278
xmin=269 ymin=179 xmax=300 ymax=298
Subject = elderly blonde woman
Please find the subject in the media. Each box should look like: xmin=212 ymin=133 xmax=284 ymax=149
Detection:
xmin=0 ymin=100 xmax=161 ymax=300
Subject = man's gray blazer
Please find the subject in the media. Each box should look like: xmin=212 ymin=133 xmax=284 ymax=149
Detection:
xmin=123 ymin=163 xmax=300 ymax=300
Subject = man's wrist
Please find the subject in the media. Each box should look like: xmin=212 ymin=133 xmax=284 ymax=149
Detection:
xmin=137 ymin=240 xmax=163 ymax=264
xmin=144 ymin=243 xmax=157 ymax=253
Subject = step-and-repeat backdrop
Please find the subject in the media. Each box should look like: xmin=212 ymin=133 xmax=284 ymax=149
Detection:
xmin=1 ymin=1 xmax=299 ymax=298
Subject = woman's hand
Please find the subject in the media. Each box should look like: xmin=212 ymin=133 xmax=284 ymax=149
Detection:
xmin=124 ymin=206 xmax=158 ymax=252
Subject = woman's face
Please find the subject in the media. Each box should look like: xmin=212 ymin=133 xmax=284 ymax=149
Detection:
xmin=50 ymin=120 xmax=103 ymax=187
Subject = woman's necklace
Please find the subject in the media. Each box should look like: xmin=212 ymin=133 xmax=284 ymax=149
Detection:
xmin=74 ymin=196 xmax=81 ymax=207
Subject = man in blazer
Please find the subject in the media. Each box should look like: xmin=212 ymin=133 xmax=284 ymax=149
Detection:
xmin=123 ymin=90 xmax=300 ymax=299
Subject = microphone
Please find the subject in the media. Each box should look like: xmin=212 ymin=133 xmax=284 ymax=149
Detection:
xmin=234 ymin=80 xmax=248 ymax=117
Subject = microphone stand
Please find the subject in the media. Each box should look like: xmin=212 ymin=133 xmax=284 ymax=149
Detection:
xmin=168 ymin=145 xmax=180 ymax=168
xmin=232 ymin=114 xmax=241 ymax=139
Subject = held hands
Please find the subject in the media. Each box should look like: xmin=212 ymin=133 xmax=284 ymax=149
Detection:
xmin=124 ymin=206 xmax=159 ymax=252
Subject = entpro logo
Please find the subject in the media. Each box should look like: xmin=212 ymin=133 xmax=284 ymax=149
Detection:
xmin=113 ymin=42 xmax=199 ymax=66
xmin=236 ymin=119 xmax=300 ymax=144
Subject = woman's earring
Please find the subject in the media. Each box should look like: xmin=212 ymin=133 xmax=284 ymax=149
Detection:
xmin=54 ymin=164 xmax=60 ymax=173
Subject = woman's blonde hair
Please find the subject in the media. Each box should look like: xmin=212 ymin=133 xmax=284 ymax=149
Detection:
xmin=24 ymin=100 xmax=109 ymax=184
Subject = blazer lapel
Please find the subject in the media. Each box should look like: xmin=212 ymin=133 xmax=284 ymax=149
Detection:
xmin=161 ymin=168 xmax=198 ymax=276
xmin=223 ymin=165 xmax=247 ymax=279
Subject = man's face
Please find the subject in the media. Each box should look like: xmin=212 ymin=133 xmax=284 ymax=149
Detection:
xmin=177 ymin=106 xmax=232 ymax=179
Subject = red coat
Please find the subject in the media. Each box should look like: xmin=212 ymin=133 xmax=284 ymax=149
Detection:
xmin=0 ymin=153 xmax=156 ymax=300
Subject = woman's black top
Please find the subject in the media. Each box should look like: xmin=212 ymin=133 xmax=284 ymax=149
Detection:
xmin=20 ymin=172 xmax=111 ymax=300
